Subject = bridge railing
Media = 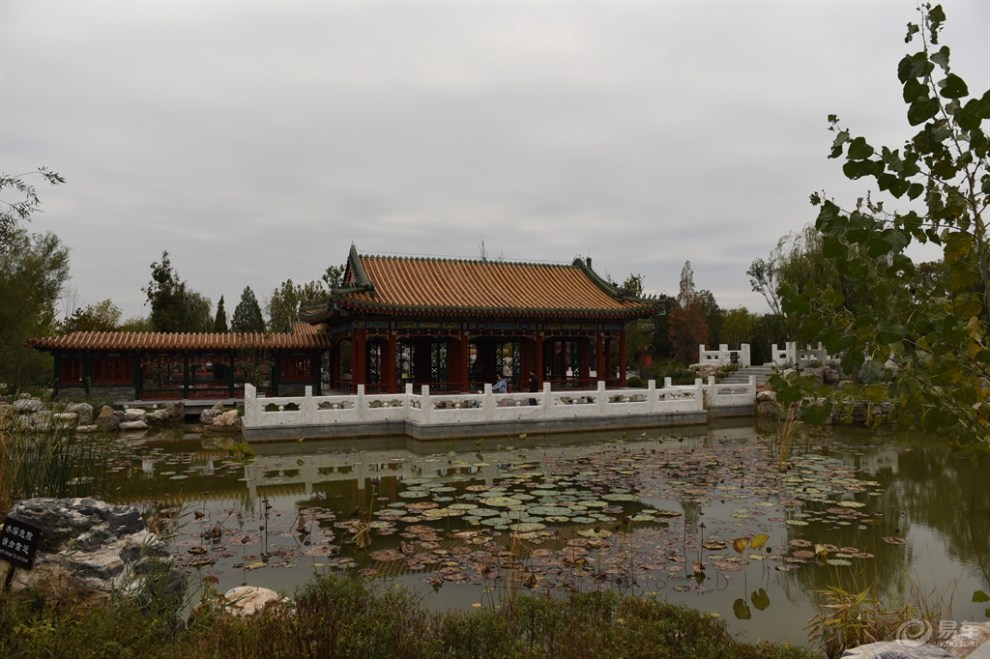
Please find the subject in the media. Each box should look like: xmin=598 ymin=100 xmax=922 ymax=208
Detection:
xmin=243 ymin=376 xmax=754 ymax=432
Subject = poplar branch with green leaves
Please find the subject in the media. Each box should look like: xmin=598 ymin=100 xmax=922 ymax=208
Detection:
xmin=782 ymin=3 xmax=990 ymax=444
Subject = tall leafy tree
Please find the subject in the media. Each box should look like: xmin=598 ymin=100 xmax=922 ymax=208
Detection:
xmin=721 ymin=307 xmax=759 ymax=349
xmin=786 ymin=4 xmax=990 ymax=444
xmin=322 ymin=264 xmax=345 ymax=290
xmin=58 ymin=299 xmax=122 ymax=333
xmin=697 ymin=289 xmax=722 ymax=346
xmin=213 ymin=295 xmax=229 ymax=332
xmin=143 ymin=251 xmax=187 ymax=332
xmin=232 ymin=286 xmax=265 ymax=333
xmin=0 ymin=230 xmax=70 ymax=387
xmin=184 ymin=291 xmax=213 ymax=333
xmin=0 ymin=168 xmax=67 ymax=388
xmin=668 ymin=261 xmax=709 ymax=364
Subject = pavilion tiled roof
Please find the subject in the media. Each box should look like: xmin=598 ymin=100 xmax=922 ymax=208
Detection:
xmin=303 ymin=246 xmax=664 ymax=322
xmin=28 ymin=322 xmax=331 ymax=352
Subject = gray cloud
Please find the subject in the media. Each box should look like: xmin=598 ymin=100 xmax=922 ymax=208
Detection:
xmin=2 ymin=0 xmax=987 ymax=321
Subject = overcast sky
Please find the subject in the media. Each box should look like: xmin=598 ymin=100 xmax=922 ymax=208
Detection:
xmin=2 ymin=1 xmax=988 ymax=324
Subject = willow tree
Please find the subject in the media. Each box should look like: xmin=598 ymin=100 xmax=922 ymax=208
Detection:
xmin=786 ymin=4 xmax=990 ymax=444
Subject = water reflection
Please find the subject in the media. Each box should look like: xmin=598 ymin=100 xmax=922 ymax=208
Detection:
xmin=105 ymin=423 xmax=989 ymax=650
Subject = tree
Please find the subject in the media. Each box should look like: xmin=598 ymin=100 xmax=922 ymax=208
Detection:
xmin=697 ymin=289 xmax=722 ymax=346
xmin=786 ymin=4 xmax=990 ymax=444
xmin=0 ymin=168 xmax=68 ymax=388
xmin=0 ymin=230 xmax=70 ymax=388
xmin=748 ymin=226 xmax=857 ymax=343
xmin=721 ymin=307 xmax=759 ymax=348
xmin=232 ymin=286 xmax=265 ymax=333
xmin=0 ymin=167 xmax=64 ymax=252
xmin=58 ymin=299 xmax=122 ymax=333
xmin=184 ymin=291 xmax=213 ymax=333
xmin=668 ymin=261 xmax=709 ymax=364
xmin=143 ymin=251 xmax=187 ymax=332
xmin=213 ymin=295 xmax=229 ymax=332
xmin=322 ymin=264 xmax=345 ymax=290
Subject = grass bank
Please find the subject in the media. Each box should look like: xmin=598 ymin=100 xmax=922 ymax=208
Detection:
xmin=0 ymin=574 xmax=820 ymax=658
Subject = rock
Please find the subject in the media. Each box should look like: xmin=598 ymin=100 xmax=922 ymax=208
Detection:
xmin=841 ymin=641 xmax=952 ymax=658
xmin=199 ymin=402 xmax=225 ymax=425
xmin=214 ymin=410 xmax=241 ymax=428
xmin=30 ymin=410 xmax=53 ymax=429
xmin=65 ymin=402 xmax=94 ymax=425
xmin=95 ymin=406 xmax=120 ymax=431
xmin=6 ymin=498 xmax=185 ymax=611
xmin=51 ymin=412 xmax=79 ymax=427
xmin=13 ymin=397 xmax=45 ymax=414
xmin=123 ymin=408 xmax=147 ymax=422
xmin=221 ymin=586 xmax=288 ymax=616
xmin=75 ymin=424 xmax=99 ymax=434
xmin=119 ymin=420 xmax=149 ymax=431
xmin=146 ymin=409 xmax=173 ymax=424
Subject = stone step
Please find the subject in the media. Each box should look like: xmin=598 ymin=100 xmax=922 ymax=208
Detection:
xmin=720 ymin=365 xmax=774 ymax=385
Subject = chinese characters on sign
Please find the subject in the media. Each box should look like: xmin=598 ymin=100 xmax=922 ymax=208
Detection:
xmin=0 ymin=516 xmax=42 ymax=570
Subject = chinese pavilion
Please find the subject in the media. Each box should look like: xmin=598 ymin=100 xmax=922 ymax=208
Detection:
xmin=302 ymin=246 xmax=664 ymax=394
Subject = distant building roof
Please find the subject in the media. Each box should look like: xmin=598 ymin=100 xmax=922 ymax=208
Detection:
xmin=303 ymin=245 xmax=663 ymax=323
xmin=28 ymin=322 xmax=330 ymax=352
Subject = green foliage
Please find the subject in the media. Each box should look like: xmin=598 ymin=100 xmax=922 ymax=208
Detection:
xmin=652 ymin=357 xmax=697 ymax=384
xmin=1 ymin=574 xmax=816 ymax=659
xmin=322 ymin=263 xmax=345 ymax=290
xmin=721 ymin=307 xmax=759 ymax=348
xmin=266 ymin=278 xmax=327 ymax=332
xmin=58 ymin=299 xmax=122 ymax=333
xmin=0 ymin=421 xmax=113 ymax=518
xmin=183 ymin=291 xmax=213 ymax=333
xmin=0 ymin=230 xmax=70 ymax=388
xmin=669 ymin=261 xmax=709 ymax=364
xmin=231 ymin=286 xmax=265 ymax=333
xmin=0 ymin=167 xmax=64 ymax=252
xmin=697 ymin=289 xmax=721 ymax=346
xmin=212 ymin=295 xmax=228 ymax=332
xmin=784 ymin=4 xmax=990 ymax=445
xmin=142 ymin=251 xmax=213 ymax=333
xmin=143 ymin=251 xmax=186 ymax=332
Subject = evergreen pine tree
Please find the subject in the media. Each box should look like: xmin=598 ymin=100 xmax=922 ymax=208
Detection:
xmin=213 ymin=295 xmax=229 ymax=332
xmin=231 ymin=286 xmax=265 ymax=332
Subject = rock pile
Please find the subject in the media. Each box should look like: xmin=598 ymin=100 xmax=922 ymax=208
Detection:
xmin=3 ymin=498 xmax=185 ymax=611
xmin=0 ymin=395 xmax=183 ymax=433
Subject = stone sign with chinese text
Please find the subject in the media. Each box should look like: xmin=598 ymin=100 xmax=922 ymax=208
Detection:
xmin=0 ymin=516 xmax=42 ymax=569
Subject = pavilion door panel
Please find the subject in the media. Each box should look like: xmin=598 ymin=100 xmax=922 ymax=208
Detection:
xmin=140 ymin=354 xmax=185 ymax=399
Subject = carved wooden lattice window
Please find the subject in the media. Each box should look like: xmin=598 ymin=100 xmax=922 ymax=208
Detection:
xmin=60 ymin=357 xmax=84 ymax=383
xmin=280 ymin=355 xmax=312 ymax=381
xmin=93 ymin=356 xmax=133 ymax=384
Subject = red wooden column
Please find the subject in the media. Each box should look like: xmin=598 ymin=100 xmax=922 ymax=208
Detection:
xmin=382 ymin=332 xmax=398 ymax=393
xmin=329 ymin=340 xmax=340 ymax=389
xmin=413 ymin=338 xmax=432 ymax=387
xmin=352 ymin=328 xmax=367 ymax=392
xmin=578 ymin=337 xmax=591 ymax=383
xmin=453 ymin=333 xmax=470 ymax=392
xmin=618 ymin=329 xmax=628 ymax=387
xmin=534 ymin=334 xmax=544 ymax=387
xmin=596 ymin=334 xmax=606 ymax=383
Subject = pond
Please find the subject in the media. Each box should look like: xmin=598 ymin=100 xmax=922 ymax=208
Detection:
xmin=104 ymin=420 xmax=990 ymax=650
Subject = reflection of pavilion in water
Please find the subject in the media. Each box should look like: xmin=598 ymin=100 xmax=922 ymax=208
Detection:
xmin=835 ymin=446 xmax=900 ymax=476
xmin=241 ymin=451 xmax=507 ymax=500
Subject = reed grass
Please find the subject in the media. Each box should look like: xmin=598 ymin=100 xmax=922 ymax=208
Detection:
xmin=1 ymin=574 xmax=820 ymax=659
xmin=0 ymin=412 xmax=112 ymax=518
